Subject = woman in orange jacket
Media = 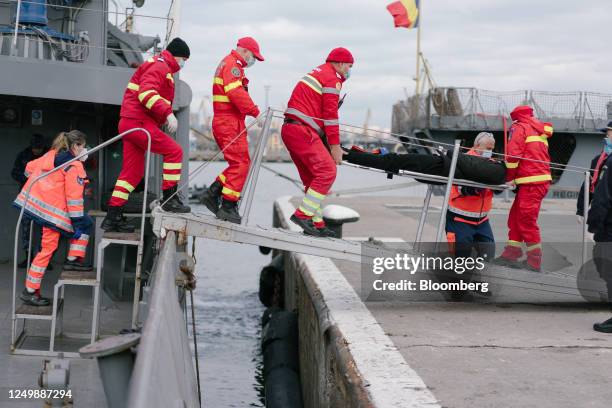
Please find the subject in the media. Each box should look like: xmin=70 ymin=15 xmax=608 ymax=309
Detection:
xmin=14 ymin=130 xmax=93 ymax=306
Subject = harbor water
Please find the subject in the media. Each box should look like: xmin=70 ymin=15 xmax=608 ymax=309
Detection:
xmin=188 ymin=161 xmax=424 ymax=407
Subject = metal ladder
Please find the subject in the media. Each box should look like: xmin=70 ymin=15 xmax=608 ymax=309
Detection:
xmin=11 ymin=128 xmax=152 ymax=357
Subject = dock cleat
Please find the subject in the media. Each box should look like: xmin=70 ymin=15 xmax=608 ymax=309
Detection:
xmin=162 ymin=186 xmax=191 ymax=213
xmin=201 ymin=181 xmax=222 ymax=214
xmin=594 ymin=317 xmax=612 ymax=333
xmin=216 ymin=199 xmax=242 ymax=224
xmin=101 ymin=206 xmax=135 ymax=233
xmin=63 ymin=259 xmax=93 ymax=272
xmin=290 ymin=214 xmax=321 ymax=237
xmin=20 ymin=288 xmax=50 ymax=307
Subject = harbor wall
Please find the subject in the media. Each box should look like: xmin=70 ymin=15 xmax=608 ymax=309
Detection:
xmin=273 ymin=197 xmax=440 ymax=408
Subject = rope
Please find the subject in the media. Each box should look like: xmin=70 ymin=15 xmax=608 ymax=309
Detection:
xmin=189 ymin=236 xmax=202 ymax=407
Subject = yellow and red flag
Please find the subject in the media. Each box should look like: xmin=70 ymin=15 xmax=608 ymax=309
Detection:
xmin=386 ymin=0 xmax=420 ymax=29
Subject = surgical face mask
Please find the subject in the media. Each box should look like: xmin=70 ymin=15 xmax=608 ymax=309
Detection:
xmin=178 ymin=59 xmax=185 ymax=69
xmin=604 ymin=138 xmax=612 ymax=154
xmin=246 ymin=54 xmax=256 ymax=68
xmin=481 ymin=150 xmax=493 ymax=159
xmin=344 ymin=66 xmax=351 ymax=79
xmin=74 ymin=145 xmax=88 ymax=162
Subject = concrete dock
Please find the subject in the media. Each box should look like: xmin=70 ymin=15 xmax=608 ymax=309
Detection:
xmin=279 ymin=193 xmax=612 ymax=408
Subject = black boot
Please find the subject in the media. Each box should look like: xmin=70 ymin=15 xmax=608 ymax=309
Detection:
xmin=315 ymin=225 xmax=337 ymax=238
xmin=101 ymin=206 xmax=135 ymax=233
xmin=216 ymin=199 xmax=241 ymax=224
xmin=201 ymin=181 xmax=222 ymax=214
xmin=20 ymin=288 xmax=50 ymax=307
xmin=63 ymin=259 xmax=93 ymax=271
xmin=17 ymin=255 xmax=29 ymax=269
xmin=162 ymin=186 xmax=191 ymax=213
xmin=594 ymin=316 xmax=612 ymax=333
xmin=290 ymin=214 xmax=320 ymax=236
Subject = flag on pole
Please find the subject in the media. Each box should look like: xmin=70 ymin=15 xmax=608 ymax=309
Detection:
xmin=386 ymin=0 xmax=420 ymax=29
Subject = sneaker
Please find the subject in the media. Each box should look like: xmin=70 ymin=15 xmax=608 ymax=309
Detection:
xmin=594 ymin=317 xmax=612 ymax=333
xmin=63 ymin=259 xmax=93 ymax=272
xmin=216 ymin=199 xmax=242 ymax=224
xmin=201 ymin=181 xmax=222 ymax=214
xmin=101 ymin=206 xmax=135 ymax=233
xmin=20 ymin=288 xmax=50 ymax=307
xmin=162 ymin=186 xmax=191 ymax=213
xmin=290 ymin=214 xmax=320 ymax=236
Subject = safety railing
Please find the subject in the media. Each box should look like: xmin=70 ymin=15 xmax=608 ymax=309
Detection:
xmin=11 ymin=127 xmax=152 ymax=347
xmin=4 ymin=0 xmax=174 ymax=63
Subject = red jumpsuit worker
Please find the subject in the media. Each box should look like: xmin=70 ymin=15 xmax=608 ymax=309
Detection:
xmin=102 ymin=38 xmax=191 ymax=233
xmin=201 ymin=37 xmax=264 ymax=224
xmin=14 ymin=130 xmax=93 ymax=307
xmin=497 ymin=105 xmax=553 ymax=271
xmin=282 ymin=48 xmax=354 ymax=237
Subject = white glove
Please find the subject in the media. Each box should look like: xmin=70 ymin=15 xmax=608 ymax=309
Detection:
xmin=166 ymin=113 xmax=178 ymax=134
xmin=587 ymin=232 xmax=595 ymax=243
xmin=577 ymin=215 xmax=584 ymax=224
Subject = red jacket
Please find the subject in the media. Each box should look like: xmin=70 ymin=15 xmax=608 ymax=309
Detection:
xmin=505 ymin=112 xmax=553 ymax=185
xmin=120 ymin=49 xmax=178 ymax=125
xmin=449 ymin=150 xmax=494 ymax=223
xmin=212 ymin=50 xmax=260 ymax=119
xmin=14 ymin=150 xmax=86 ymax=234
xmin=285 ymin=62 xmax=345 ymax=145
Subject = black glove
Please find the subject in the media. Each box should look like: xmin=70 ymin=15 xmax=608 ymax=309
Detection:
xmin=458 ymin=186 xmax=482 ymax=196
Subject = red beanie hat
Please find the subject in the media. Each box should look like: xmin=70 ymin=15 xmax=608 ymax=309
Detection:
xmin=510 ymin=105 xmax=533 ymax=121
xmin=326 ymin=47 xmax=354 ymax=64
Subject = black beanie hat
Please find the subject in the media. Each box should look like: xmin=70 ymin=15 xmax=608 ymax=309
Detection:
xmin=166 ymin=37 xmax=190 ymax=59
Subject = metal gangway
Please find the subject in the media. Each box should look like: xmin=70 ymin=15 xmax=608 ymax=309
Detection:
xmin=10 ymin=129 xmax=152 ymax=357
xmin=9 ymin=107 xmax=598 ymax=357
xmin=154 ymin=108 xmax=598 ymax=300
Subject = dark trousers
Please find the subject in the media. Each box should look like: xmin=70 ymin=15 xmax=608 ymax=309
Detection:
xmin=445 ymin=212 xmax=495 ymax=260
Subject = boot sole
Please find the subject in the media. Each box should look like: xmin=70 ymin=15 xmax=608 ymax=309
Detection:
xmin=216 ymin=213 xmax=241 ymax=224
xmin=63 ymin=266 xmax=94 ymax=272
xmin=162 ymin=206 xmax=192 ymax=213
xmin=593 ymin=324 xmax=612 ymax=333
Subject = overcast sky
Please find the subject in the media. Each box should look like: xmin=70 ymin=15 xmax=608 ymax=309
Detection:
xmin=131 ymin=0 xmax=610 ymax=128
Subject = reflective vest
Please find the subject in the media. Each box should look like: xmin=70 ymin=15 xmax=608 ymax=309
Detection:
xmin=285 ymin=62 xmax=345 ymax=145
xmin=449 ymin=149 xmax=494 ymax=224
xmin=14 ymin=150 xmax=86 ymax=234
xmin=505 ymin=118 xmax=553 ymax=185
xmin=212 ymin=50 xmax=260 ymax=119
xmin=120 ymin=49 xmax=178 ymax=125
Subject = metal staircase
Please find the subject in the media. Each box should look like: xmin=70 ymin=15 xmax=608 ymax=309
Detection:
xmin=11 ymin=128 xmax=152 ymax=357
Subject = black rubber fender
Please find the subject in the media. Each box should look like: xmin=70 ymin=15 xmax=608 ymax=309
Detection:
xmin=264 ymin=367 xmax=303 ymax=408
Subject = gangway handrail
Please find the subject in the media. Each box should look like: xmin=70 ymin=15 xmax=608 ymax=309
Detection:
xmin=11 ymin=127 xmax=152 ymax=348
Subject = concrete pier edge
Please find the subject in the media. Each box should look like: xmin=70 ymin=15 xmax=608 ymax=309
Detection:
xmin=274 ymin=196 xmax=440 ymax=408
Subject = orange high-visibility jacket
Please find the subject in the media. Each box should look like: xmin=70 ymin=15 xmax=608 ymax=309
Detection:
xmin=449 ymin=149 xmax=494 ymax=223
xmin=285 ymin=62 xmax=345 ymax=145
xmin=505 ymin=117 xmax=553 ymax=185
xmin=120 ymin=49 xmax=178 ymax=125
xmin=212 ymin=50 xmax=260 ymax=119
xmin=14 ymin=150 xmax=86 ymax=234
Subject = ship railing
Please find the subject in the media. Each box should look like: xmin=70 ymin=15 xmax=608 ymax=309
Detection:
xmin=11 ymin=128 xmax=152 ymax=349
xmin=396 ymin=87 xmax=612 ymax=132
xmin=5 ymin=0 xmax=175 ymax=62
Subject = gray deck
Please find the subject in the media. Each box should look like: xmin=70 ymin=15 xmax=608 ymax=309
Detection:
xmin=0 ymin=263 xmax=134 ymax=407
xmin=317 ymin=195 xmax=612 ymax=408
